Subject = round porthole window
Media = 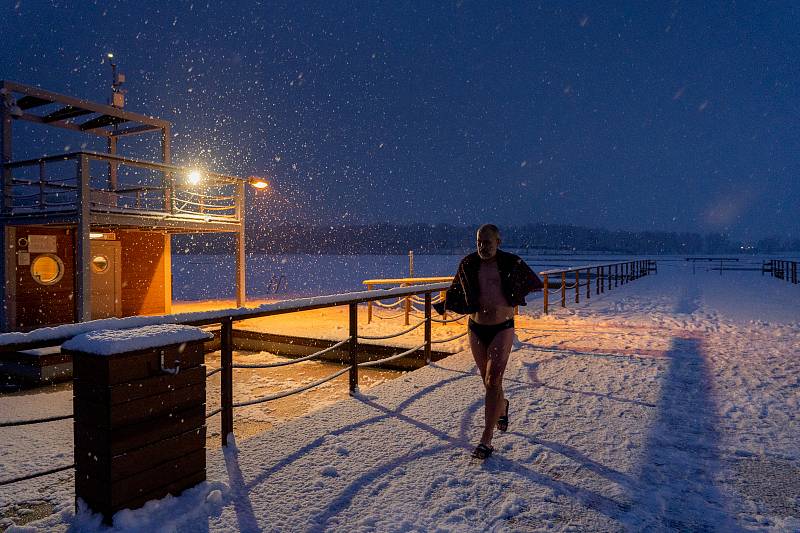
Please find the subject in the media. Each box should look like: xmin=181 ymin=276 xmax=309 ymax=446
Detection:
xmin=30 ymin=254 xmax=65 ymax=285
xmin=91 ymin=255 xmax=110 ymax=274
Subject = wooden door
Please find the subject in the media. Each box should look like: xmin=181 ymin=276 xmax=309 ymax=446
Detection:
xmin=91 ymin=241 xmax=122 ymax=319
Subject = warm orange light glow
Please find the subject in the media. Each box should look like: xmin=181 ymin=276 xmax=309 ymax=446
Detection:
xmin=248 ymin=176 xmax=269 ymax=190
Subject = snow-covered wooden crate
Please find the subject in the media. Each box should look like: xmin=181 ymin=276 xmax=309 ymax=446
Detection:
xmin=62 ymin=324 xmax=212 ymax=523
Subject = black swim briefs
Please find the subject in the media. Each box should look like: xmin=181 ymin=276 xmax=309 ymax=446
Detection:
xmin=468 ymin=318 xmax=514 ymax=346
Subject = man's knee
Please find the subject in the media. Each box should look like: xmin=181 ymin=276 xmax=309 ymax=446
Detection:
xmin=484 ymin=371 xmax=504 ymax=390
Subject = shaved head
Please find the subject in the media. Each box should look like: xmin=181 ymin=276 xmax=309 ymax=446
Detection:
xmin=476 ymin=224 xmax=501 ymax=259
xmin=477 ymin=224 xmax=500 ymax=239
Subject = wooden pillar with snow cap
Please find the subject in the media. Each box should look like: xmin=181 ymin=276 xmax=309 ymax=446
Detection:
xmin=63 ymin=324 xmax=212 ymax=524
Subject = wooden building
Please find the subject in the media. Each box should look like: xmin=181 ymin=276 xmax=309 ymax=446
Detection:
xmin=0 ymin=80 xmax=249 ymax=332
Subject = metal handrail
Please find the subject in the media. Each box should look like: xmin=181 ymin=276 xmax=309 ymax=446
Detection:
xmin=3 ymin=150 xmax=240 ymax=185
xmin=0 ymin=281 xmax=466 ymax=485
xmin=540 ymin=259 xmax=656 ymax=314
xmin=0 ymin=283 xmax=451 ymax=353
xmin=2 ymin=151 xmax=243 ymax=220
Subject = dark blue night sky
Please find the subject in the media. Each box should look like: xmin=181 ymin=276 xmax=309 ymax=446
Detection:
xmin=2 ymin=1 xmax=799 ymax=240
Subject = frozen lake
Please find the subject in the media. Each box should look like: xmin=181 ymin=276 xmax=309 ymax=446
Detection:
xmin=171 ymin=252 xmax=775 ymax=302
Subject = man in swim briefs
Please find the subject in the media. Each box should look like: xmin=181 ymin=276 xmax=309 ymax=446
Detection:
xmin=435 ymin=224 xmax=543 ymax=459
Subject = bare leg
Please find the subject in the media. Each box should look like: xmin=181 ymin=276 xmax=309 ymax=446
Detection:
xmin=470 ymin=328 xmax=514 ymax=447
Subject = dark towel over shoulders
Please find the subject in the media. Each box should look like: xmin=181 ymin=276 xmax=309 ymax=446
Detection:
xmin=438 ymin=250 xmax=543 ymax=315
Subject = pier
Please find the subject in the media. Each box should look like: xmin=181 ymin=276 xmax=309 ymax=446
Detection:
xmin=0 ymin=261 xmax=798 ymax=530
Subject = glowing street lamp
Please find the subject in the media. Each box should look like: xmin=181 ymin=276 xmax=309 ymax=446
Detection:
xmin=187 ymin=169 xmax=203 ymax=185
xmin=248 ymin=176 xmax=269 ymax=190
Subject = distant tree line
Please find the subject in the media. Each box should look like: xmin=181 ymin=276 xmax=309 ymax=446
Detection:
xmin=172 ymin=223 xmax=800 ymax=255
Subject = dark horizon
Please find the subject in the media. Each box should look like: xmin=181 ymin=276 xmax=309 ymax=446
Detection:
xmin=3 ymin=2 xmax=799 ymax=240
xmin=173 ymin=220 xmax=800 ymax=256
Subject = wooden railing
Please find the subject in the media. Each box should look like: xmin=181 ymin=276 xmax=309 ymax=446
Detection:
xmin=539 ymin=259 xmax=655 ymax=314
xmin=2 ymin=151 xmax=243 ymax=221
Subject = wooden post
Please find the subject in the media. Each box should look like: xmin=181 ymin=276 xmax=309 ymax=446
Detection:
xmin=543 ymin=274 xmax=549 ymax=314
xmin=440 ymin=290 xmax=447 ymax=320
xmin=614 ymin=264 xmax=618 ymax=287
xmin=424 ymin=292 xmax=432 ymax=364
xmin=575 ymin=269 xmax=580 ymax=304
xmin=75 ymin=155 xmax=91 ymax=323
xmin=404 ymin=295 xmax=410 ymax=326
xmin=349 ymin=303 xmax=358 ymax=394
xmin=561 ymin=272 xmax=566 ymax=307
xmin=586 ymin=269 xmax=590 ymax=299
xmin=608 ymin=265 xmax=612 ymax=291
xmin=220 ymin=317 xmax=233 ymax=447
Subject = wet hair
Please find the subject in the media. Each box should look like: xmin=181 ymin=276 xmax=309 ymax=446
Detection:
xmin=477 ymin=224 xmax=500 ymax=239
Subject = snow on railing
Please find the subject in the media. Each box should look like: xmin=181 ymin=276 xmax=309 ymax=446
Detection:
xmin=539 ymin=259 xmax=656 ymax=314
xmin=0 ymin=281 xmax=459 ymax=475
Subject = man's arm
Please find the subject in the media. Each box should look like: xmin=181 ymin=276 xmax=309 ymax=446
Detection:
xmin=434 ymin=258 xmax=470 ymax=315
xmin=519 ymin=258 xmax=544 ymax=292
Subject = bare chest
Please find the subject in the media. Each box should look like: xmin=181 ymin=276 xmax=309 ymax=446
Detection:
xmin=478 ymin=262 xmax=507 ymax=304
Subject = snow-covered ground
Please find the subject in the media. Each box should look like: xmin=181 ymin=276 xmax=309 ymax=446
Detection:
xmin=1 ymin=259 xmax=799 ymax=531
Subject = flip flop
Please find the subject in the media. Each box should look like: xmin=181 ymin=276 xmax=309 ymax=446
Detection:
xmin=497 ymin=398 xmax=509 ymax=432
xmin=471 ymin=443 xmax=494 ymax=460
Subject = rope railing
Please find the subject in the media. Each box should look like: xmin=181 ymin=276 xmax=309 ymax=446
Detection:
xmin=232 ymin=338 xmax=351 ymax=368
xmin=430 ymin=314 xmax=466 ymax=324
xmin=0 ymin=464 xmax=75 ymax=488
xmin=0 ymin=413 xmax=73 ymax=428
xmin=372 ymin=311 xmax=406 ymax=320
xmin=232 ymin=366 xmax=351 ymax=408
xmin=0 ymin=281 xmax=469 ymax=482
xmin=373 ymin=299 xmax=404 ymax=309
xmin=430 ymin=330 xmax=468 ymax=344
xmin=358 ymin=343 xmax=426 ymax=368
xmin=539 ymin=259 xmax=656 ymax=314
xmin=358 ymin=319 xmax=427 ymax=340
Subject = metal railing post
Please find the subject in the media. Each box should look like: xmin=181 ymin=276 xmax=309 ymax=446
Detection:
xmin=586 ymin=268 xmax=590 ymax=299
xmin=561 ymin=272 xmax=566 ymax=307
xmin=575 ymin=269 xmax=580 ymax=304
xmin=221 ymin=317 xmax=233 ymax=447
xmin=615 ymin=264 xmax=619 ymax=287
xmin=349 ymin=303 xmax=358 ymax=394
xmin=424 ymin=293 xmax=432 ymax=364
xmin=543 ymin=274 xmax=549 ymax=313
